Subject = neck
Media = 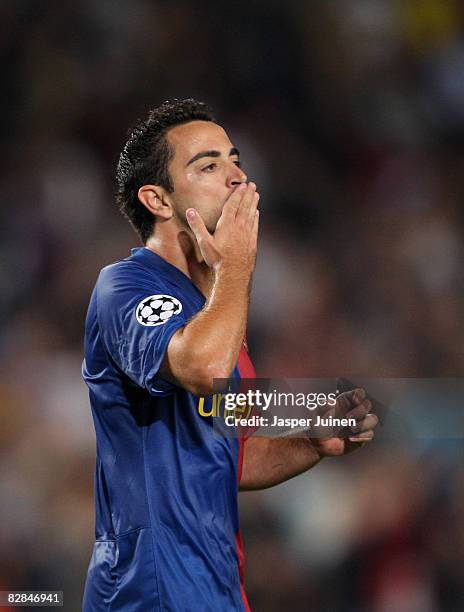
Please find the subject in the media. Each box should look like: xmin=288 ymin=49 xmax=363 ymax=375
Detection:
xmin=145 ymin=226 xmax=213 ymax=297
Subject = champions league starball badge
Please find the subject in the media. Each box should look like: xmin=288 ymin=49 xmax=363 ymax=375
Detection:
xmin=135 ymin=294 xmax=183 ymax=327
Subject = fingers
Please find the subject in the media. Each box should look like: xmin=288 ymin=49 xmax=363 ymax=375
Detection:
xmin=222 ymin=182 xmax=247 ymax=219
xmin=247 ymin=190 xmax=260 ymax=224
xmin=348 ymin=429 xmax=375 ymax=443
xmin=236 ymin=182 xmax=258 ymax=222
xmin=348 ymin=412 xmax=377 ymax=443
xmin=346 ymin=398 xmax=372 ymax=422
xmin=349 ymin=413 xmax=379 ymax=435
xmin=251 ymin=210 xmax=259 ymax=249
xmin=351 ymin=388 xmax=367 ymax=405
xmin=186 ymin=208 xmax=211 ymax=248
xmin=334 ymin=388 xmax=366 ymax=418
xmin=220 ymin=182 xmax=260 ymax=228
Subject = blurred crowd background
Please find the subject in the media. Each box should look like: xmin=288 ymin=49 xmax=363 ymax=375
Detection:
xmin=1 ymin=1 xmax=464 ymax=610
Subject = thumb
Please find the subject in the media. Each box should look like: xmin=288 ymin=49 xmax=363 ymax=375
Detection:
xmin=186 ymin=208 xmax=211 ymax=245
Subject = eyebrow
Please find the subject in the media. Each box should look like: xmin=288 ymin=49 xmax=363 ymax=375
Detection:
xmin=186 ymin=147 xmax=240 ymax=167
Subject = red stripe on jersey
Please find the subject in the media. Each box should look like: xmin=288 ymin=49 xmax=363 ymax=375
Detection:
xmin=238 ymin=342 xmax=256 ymax=379
xmin=236 ymin=343 xmax=256 ymax=612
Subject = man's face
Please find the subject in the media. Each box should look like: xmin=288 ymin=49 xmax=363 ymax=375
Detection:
xmin=165 ymin=121 xmax=247 ymax=232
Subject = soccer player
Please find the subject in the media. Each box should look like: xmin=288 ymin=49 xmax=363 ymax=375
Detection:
xmin=82 ymin=99 xmax=378 ymax=611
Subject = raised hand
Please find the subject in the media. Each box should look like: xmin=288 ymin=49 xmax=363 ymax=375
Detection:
xmin=186 ymin=182 xmax=260 ymax=275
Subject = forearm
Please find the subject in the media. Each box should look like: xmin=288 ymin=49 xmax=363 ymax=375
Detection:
xmin=162 ymin=182 xmax=259 ymax=395
xmin=163 ymin=265 xmax=250 ymax=395
xmin=239 ymin=436 xmax=322 ymax=491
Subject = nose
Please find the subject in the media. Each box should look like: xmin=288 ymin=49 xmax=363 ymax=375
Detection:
xmin=227 ymin=163 xmax=247 ymax=189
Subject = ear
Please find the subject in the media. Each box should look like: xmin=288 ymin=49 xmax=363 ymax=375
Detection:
xmin=137 ymin=185 xmax=174 ymax=221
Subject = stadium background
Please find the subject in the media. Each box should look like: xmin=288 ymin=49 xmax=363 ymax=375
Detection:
xmin=1 ymin=1 xmax=464 ymax=610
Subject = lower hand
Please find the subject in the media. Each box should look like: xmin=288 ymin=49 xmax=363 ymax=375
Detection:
xmin=309 ymin=388 xmax=378 ymax=457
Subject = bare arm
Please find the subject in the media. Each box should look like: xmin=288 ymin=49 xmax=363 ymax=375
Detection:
xmin=239 ymin=436 xmax=322 ymax=490
xmin=160 ymin=182 xmax=259 ymax=396
xmin=239 ymin=390 xmax=378 ymax=490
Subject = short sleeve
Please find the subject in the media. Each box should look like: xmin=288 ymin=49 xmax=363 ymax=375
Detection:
xmin=96 ymin=265 xmax=191 ymax=396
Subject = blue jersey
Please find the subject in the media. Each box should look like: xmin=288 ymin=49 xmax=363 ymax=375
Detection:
xmin=82 ymin=247 xmax=252 ymax=612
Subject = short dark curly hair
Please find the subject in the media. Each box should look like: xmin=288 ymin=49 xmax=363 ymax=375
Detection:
xmin=116 ymin=98 xmax=215 ymax=243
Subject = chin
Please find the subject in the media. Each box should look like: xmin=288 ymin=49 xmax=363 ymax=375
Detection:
xmin=206 ymin=215 xmax=221 ymax=233
xmin=205 ymin=222 xmax=217 ymax=233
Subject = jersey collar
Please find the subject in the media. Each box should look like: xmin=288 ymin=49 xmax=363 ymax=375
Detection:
xmin=130 ymin=247 xmax=205 ymax=301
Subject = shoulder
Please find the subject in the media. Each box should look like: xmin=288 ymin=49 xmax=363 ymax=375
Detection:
xmin=98 ymin=256 xmax=150 ymax=287
xmin=95 ymin=257 xmax=165 ymax=300
xmin=94 ymin=256 xmax=194 ymax=316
